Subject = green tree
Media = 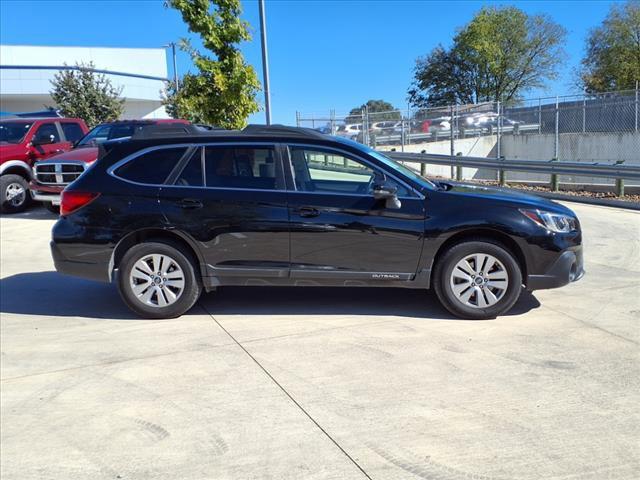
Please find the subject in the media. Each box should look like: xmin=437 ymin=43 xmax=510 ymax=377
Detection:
xmin=161 ymin=80 xmax=180 ymax=119
xmin=49 ymin=62 xmax=124 ymax=128
xmin=345 ymin=99 xmax=400 ymax=124
xmin=408 ymin=6 xmax=566 ymax=107
xmin=580 ymin=1 xmax=640 ymax=93
xmin=165 ymin=0 xmax=261 ymax=128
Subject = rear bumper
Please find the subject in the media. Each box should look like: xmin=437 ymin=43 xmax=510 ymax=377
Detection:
xmin=526 ymin=247 xmax=584 ymax=290
xmin=50 ymin=240 xmax=112 ymax=283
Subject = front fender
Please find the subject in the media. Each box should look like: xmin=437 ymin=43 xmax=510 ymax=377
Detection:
xmin=0 ymin=160 xmax=32 ymax=178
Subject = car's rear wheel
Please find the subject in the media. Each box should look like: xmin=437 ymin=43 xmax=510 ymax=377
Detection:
xmin=434 ymin=240 xmax=522 ymax=319
xmin=117 ymin=241 xmax=202 ymax=319
xmin=1 ymin=174 xmax=31 ymax=214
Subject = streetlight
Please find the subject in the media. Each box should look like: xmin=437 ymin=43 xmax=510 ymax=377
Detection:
xmin=163 ymin=42 xmax=179 ymax=93
xmin=258 ymin=0 xmax=271 ymax=125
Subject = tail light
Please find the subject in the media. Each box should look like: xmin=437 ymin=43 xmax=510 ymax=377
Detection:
xmin=60 ymin=191 xmax=100 ymax=216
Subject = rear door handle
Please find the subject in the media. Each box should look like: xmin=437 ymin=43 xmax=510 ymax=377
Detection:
xmin=298 ymin=206 xmax=320 ymax=218
xmin=179 ymin=198 xmax=203 ymax=209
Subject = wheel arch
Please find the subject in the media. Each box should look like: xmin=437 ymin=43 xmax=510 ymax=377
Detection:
xmin=1 ymin=161 xmax=32 ymax=179
xmin=430 ymin=228 xmax=528 ymax=284
xmin=111 ymin=228 xmax=206 ymax=281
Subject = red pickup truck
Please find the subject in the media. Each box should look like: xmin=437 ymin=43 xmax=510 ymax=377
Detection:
xmin=30 ymin=119 xmax=189 ymax=212
xmin=0 ymin=117 xmax=89 ymax=213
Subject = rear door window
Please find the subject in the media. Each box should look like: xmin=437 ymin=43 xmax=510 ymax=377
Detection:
xmin=175 ymin=148 xmax=204 ymax=187
xmin=61 ymin=123 xmax=85 ymax=143
xmin=204 ymin=146 xmax=279 ymax=190
xmin=115 ymin=147 xmax=188 ymax=184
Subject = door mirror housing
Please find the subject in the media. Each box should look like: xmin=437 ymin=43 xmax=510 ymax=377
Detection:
xmin=372 ymin=183 xmax=401 ymax=209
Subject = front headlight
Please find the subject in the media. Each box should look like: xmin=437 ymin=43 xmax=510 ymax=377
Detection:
xmin=520 ymin=209 xmax=577 ymax=233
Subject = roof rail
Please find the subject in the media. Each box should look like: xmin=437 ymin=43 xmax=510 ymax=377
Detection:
xmin=242 ymin=124 xmax=326 ymax=139
xmin=131 ymin=123 xmax=209 ymax=139
xmin=128 ymin=122 xmax=328 ymax=141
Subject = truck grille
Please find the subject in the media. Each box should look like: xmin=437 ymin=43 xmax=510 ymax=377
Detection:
xmin=34 ymin=162 xmax=86 ymax=186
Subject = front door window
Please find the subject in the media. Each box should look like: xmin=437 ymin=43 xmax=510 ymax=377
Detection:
xmin=288 ymin=147 xmax=410 ymax=196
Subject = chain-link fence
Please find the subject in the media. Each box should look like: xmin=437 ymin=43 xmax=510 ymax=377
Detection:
xmin=296 ymin=89 xmax=640 ymax=187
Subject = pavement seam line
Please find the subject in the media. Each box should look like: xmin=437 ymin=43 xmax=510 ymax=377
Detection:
xmin=199 ymin=301 xmax=373 ymax=480
xmin=0 ymin=340 xmax=238 ymax=382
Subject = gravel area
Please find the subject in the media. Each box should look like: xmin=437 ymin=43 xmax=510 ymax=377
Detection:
xmin=432 ymin=177 xmax=640 ymax=204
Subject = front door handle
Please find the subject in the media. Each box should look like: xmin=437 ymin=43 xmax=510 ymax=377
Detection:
xmin=179 ymin=198 xmax=203 ymax=210
xmin=298 ymin=206 xmax=320 ymax=218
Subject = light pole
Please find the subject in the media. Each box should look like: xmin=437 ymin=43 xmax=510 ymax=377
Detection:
xmin=258 ymin=0 xmax=272 ymax=125
xmin=164 ymin=42 xmax=179 ymax=93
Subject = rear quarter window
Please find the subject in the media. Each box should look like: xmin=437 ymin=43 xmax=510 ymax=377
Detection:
xmin=114 ymin=147 xmax=188 ymax=184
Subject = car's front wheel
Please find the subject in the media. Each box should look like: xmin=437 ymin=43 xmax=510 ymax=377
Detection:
xmin=117 ymin=241 xmax=202 ymax=319
xmin=44 ymin=202 xmax=60 ymax=214
xmin=0 ymin=174 xmax=31 ymax=214
xmin=434 ymin=240 xmax=522 ymax=319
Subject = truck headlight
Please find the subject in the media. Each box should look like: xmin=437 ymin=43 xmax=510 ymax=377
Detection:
xmin=520 ymin=209 xmax=577 ymax=233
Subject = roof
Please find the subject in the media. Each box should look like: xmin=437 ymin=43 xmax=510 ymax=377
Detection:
xmin=92 ymin=119 xmax=190 ymax=127
xmin=130 ymin=123 xmax=327 ymax=141
xmin=0 ymin=116 xmax=82 ymax=122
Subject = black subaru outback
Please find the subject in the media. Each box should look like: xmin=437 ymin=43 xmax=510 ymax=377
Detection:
xmin=51 ymin=124 xmax=584 ymax=319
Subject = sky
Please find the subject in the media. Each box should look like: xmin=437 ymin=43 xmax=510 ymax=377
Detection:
xmin=0 ymin=0 xmax=616 ymax=125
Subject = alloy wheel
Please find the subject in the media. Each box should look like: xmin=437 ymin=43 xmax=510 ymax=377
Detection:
xmin=449 ymin=253 xmax=509 ymax=308
xmin=5 ymin=182 xmax=26 ymax=207
xmin=129 ymin=254 xmax=185 ymax=307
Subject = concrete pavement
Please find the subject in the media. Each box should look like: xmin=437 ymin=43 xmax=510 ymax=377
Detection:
xmin=1 ymin=203 xmax=639 ymax=479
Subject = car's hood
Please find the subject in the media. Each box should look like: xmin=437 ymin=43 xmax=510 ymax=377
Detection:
xmin=0 ymin=143 xmax=29 ymax=161
xmin=37 ymin=147 xmax=98 ymax=163
xmin=439 ymin=181 xmax=573 ymax=215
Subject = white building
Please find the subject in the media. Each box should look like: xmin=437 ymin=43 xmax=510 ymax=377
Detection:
xmin=0 ymin=45 xmax=170 ymax=119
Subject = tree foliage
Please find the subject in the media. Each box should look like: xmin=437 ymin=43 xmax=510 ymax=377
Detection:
xmin=49 ymin=62 xmax=124 ymax=128
xmin=161 ymin=80 xmax=180 ymax=120
xmin=345 ymin=99 xmax=400 ymax=124
xmin=408 ymin=6 xmax=566 ymax=107
xmin=580 ymin=1 xmax=640 ymax=93
xmin=165 ymin=0 xmax=261 ymax=128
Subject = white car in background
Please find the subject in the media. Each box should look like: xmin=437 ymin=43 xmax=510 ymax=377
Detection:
xmin=336 ymin=123 xmax=362 ymax=139
xmin=370 ymin=121 xmax=402 ymax=135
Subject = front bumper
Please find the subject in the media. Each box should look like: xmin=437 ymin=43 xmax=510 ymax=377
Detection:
xmin=30 ymin=181 xmax=63 ymax=205
xmin=526 ymin=247 xmax=584 ymax=290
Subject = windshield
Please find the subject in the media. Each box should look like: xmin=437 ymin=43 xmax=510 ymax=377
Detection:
xmin=77 ymin=124 xmax=137 ymax=147
xmin=337 ymin=138 xmax=437 ymax=190
xmin=0 ymin=122 xmax=33 ymax=144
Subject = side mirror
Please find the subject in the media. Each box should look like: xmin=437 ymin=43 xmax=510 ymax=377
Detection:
xmin=372 ymin=184 xmax=401 ymax=209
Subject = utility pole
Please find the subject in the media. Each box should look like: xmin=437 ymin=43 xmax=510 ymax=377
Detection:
xmin=635 ymin=80 xmax=638 ymax=133
xmin=165 ymin=42 xmax=179 ymax=93
xmin=258 ymin=0 xmax=272 ymax=125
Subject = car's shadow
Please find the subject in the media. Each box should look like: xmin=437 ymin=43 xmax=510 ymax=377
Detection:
xmin=0 ymin=205 xmax=58 ymax=220
xmin=0 ymin=271 xmax=541 ymax=321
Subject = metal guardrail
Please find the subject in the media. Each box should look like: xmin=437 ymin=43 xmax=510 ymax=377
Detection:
xmin=386 ymin=151 xmax=640 ymax=181
xmin=373 ymin=124 xmax=541 ymax=145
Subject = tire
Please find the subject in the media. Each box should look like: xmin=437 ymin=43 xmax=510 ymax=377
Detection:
xmin=117 ymin=241 xmax=202 ymax=319
xmin=44 ymin=202 xmax=60 ymax=214
xmin=0 ymin=174 xmax=31 ymax=214
xmin=433 ymin=240 xmax=522 ymax=320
